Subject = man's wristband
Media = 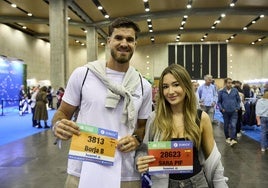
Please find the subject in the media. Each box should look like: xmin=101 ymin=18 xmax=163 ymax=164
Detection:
xmin=132 ymin=134 xmax=142 ymax=144
xmin=52 ymin=120 xmax=61 ymax=133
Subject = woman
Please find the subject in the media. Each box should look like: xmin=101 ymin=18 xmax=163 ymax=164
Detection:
xmin=256 ymin=90 xmax=268 ymax=152
xmin=34 ymin=86 xmax=50 ymax=128
xmin=136 ymin=64 xmax=228 ymax=188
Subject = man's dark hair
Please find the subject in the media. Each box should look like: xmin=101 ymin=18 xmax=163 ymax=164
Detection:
xmin=224 ymin=77 xmax=232 ymax=84
xmin=108 ymin=17 xmax=140 ymax=39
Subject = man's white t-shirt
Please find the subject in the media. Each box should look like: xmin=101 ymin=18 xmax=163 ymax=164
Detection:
xmin=62 ymin=64 xmax=152 ymax=181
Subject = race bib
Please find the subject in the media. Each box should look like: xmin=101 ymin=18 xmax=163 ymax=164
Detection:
xmin=69 ymin=123 xmax=118 ymax=166
xmin=148 ymin=140 xmax=193 ymax=174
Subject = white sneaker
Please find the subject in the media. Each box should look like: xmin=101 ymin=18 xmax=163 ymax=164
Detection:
xmin=226 ymin=138 xmax=231 ymax=144
xmin=230 ymin=140 xmax=237 ymax=146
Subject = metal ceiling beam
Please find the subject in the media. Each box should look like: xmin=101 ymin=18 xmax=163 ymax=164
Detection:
xmin=92 ymin=7 xmax=268 ymax=27
xmin=67 ymin=0 xmax=107 ymax=39
xmin=1 ymin=7 xmax=267 ymax=26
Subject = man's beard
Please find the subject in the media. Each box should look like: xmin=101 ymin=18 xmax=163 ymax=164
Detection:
xmin=111 ymin=49 xmax=133 ymax=64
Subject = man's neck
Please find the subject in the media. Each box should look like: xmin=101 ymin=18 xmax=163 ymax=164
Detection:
xmin=106 ymin=59 xmax=129 ymax=72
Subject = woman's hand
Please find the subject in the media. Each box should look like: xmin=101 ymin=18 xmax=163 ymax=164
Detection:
xmin=136 ymin=155 xmax=155 ymax=173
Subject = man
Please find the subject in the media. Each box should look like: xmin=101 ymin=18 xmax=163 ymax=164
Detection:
xmin=218 ymin=78 xmax=241 ymax=146
xmin=197 ymin=74 xmax=217 ymax=123
xmin=52 ymin=17 xmax=152 ymax=188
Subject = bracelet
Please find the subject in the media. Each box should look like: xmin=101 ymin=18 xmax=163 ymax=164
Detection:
xmin=52 ymin=120 xmax=61 ymax=133
xmin=132 ymin=134 xmax=142 ymax=145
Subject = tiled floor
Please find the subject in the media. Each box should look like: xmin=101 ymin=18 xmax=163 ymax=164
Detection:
xmin=0 ymin=122 xmax=267 ymax=188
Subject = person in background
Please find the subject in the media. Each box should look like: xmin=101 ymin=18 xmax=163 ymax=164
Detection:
xmin=197 ymin=74 xmax=218 ymax=124
xmin=218 ymin=78 xmax=241 ymax=146
xmin=242 ymin=83 xmax=254 ymax=99
xmin=51 ymin=17 xmax=152 ymax=188
xmin=56 ymin=87 xmax=65 ymax=109
xmin=18 ymin=85 xmax=27 ymax=116
xmin=256 ymin=91 xmax=268 ymax=152
xmin=192 ymin=81 xmax=200 ymax=109
xmin=30 ymin=86 xmax=39 ymax=127
xmin=47 ymin=86 xmax=54 ymax=109
xmin=34 ymin=86 xmax=50 ymax=129
xmin=136 ymin=64 xmax=228 ymax=188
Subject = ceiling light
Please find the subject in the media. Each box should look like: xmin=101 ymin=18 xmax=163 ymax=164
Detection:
xmin=187 ymin=4 xmax=192 ymax=9
xmin=252 ymin=20 xmax=256 ymax=24
xmin=180 ymin=26 xmax=184 ymax=30
xmin=260 ymin=15 xmax=264 ymax=18
xmin=183 ymin=15 xmax=188 ymax=18
xmin=147 ymin=18 xmax=151 ymax=22
xmin=243 ymin=27 xmax=247 ymax=30
xmin=149 ymin=29 xmax=153 ymax=32
xmin=145 ymin=8 xmax=150 ymax=12
xmin=226 ymin=40 xmax=229 ymax=42
xmin=11 ymin=4 xmax=17 ymax=8
xmin=230 ymin=3 xmax=235 ymax=7
xmin=258 ymin=38 xmax=262 ymax=41
xmin=98 ymin=6 xmax=103 ymax=10
xmin=22 ymin=26 xmax=27 ymax=29
xmin=143 ymin=0 xmax=148 ymax=2
xmin=251 ymin=42 xmax=255 ymax=45
xmin=201 ymin=38 xmax=204 ymax=41
xmin=104 ymin=14 xmax=109 ymax=18
xmin=211 ymin=26 xmax=215 ymax=29
xmin=27 ymin=13 xmax=32 ymax=16
xmin=221 ymin=13 xmax=226 ymax=18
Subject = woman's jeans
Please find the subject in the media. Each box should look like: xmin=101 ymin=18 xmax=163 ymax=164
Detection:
xmin=168 ymin=170 xmax=208 ymax=188
xmin=222 ymin=111 xmax=238 ymax=139
xmin=260 ymin=117 xmax=268 ymax=149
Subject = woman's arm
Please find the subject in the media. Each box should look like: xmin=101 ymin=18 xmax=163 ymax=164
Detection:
xmin=200 ymin=111 xmax=215 ymax=159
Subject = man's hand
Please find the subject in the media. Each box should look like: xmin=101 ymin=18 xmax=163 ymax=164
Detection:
xmin=53 ymin=119 xmax=80 ymax=140
xmin=117 ymin=135 xmax=140 ymax=153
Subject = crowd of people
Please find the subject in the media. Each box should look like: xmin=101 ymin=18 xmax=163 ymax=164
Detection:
xmin=18 ymin=85 xmax=65 ymax=128
xmin=191 ymin=75 xmax=268 ymax=151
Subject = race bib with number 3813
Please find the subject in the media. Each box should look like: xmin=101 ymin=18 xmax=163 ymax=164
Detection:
xmin=69 ymin=123 xmax=118 ymax=166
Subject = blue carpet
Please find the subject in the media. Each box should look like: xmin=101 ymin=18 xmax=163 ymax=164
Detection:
xmin=0 ymin=107 xmax=56 ymax=146
xmin=214 ymin=109 xmax=261 ymax=142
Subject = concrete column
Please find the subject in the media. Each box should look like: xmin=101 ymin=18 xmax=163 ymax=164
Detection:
xmin=49 ymin=0 xmax=68 ymax=89
xmin=86 ymin=27 xmax=98 ymax=62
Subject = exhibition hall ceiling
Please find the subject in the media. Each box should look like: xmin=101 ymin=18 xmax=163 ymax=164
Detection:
xmin=0 ymin=0 xmax=268 ymax=47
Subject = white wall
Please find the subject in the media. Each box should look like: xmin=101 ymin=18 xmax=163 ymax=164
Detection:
xmin=1 ymin=23 xmax=268 ymax=85
xmin=0 ymin=24 xmax=50 ymax=81
xmin=227 ymin=44 xmax=267 ymax=82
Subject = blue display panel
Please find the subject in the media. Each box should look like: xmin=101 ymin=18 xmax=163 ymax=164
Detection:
xmin=0 ymin=56 xmax=24 ymax=108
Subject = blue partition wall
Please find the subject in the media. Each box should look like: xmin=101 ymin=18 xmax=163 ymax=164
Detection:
xmin=0 ymin=56 xmax=24 ymax=108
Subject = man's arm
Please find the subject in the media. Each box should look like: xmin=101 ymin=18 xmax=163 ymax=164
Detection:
xmin=52 ymin=101 xmax=80 ymax=140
